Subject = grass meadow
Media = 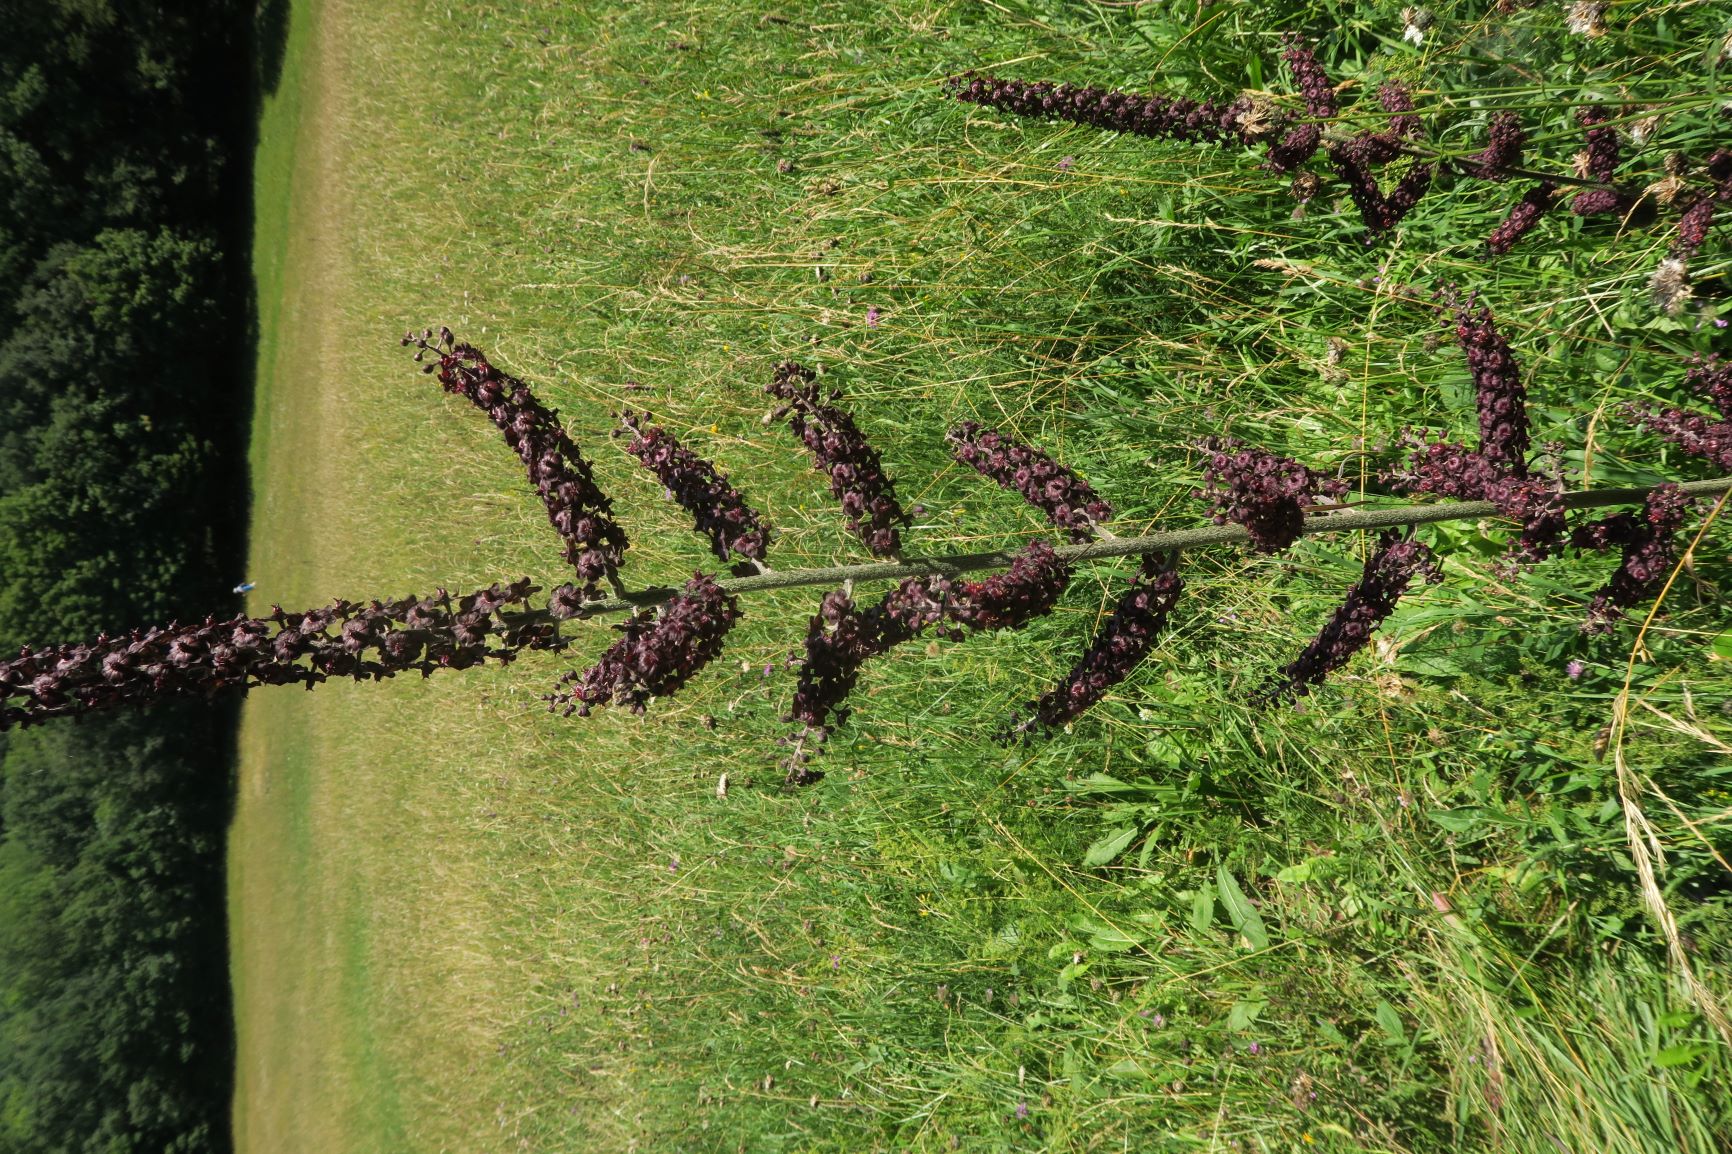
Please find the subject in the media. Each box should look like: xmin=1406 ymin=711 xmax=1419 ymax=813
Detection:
xmin=231 ymin=0 xmax=1732 ymax=1150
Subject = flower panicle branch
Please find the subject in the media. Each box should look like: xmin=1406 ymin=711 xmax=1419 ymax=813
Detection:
xmin=1268 ymin=531 xmax=1441 ymax=701
xmin=405 ymin=328 xmax=627 ymax=596
xmin=1 ymin=579 xmax=563 ymax=731
xmin=1196 ymin=436 xmax=1349 ymax=554
xmin=1572 ymin=483 xmax=1694 ymax=633
xmin=944 ymin=40 xmax=1729 ymax=259
xmin=1010 ymin=553 xmax=1184 ymax=736
xmin=947 ymin=422 xmax=1114 ymax=541
xmin=615 ymin=410 xmax=771 ymax=563
xmin=768 ymin=361 xmax=910 ymax=557
xmin=545 ymin=572 xmax=740 ymax=716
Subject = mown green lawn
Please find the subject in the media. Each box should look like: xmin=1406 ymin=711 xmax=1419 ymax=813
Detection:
xmin=232 ymin=0 xmax=1732 ymax=1150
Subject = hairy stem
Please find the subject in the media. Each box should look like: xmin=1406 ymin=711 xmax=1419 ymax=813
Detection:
xmin=565 ymin=475 xmax=1732 ymax=616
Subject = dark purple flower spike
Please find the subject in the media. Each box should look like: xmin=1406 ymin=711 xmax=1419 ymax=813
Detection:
xmin=1196 ymin=437 xmax=1349 ymax=554
xmin=768 ymin=361 xmax=910 ymax=557
xmin=1012 ymin=553 xmax=1184 ymax=735
xmin=545 ymin=572 xmax=740 ymax=716
xmin=2 ymin=580 xmax=565 ymax=730
xmin=947 ymin=422 xmax=1114 ymax=542
xmin=1269 ymin=532 xmax=1440 ymax=700
xmin=1572 ymin=484 xmax=1694 ymax=633
xmin=406 ymin=329 xmax=628 ymax=598
xmin=616 ymin=410 xmax=771 ymax=563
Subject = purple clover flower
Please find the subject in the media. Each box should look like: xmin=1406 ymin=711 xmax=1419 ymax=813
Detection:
xmin=947 ymin=422 xmax=1114 ymax=541
xmin=1270 ymin=532 xmax=1440 ymax=700
xmin=407 ymin=329 xmax=628 ymax=597
xmin=545 ymin=572 xmax=741 ymax=716
xmin=1195 ymin=437 xmax=1348 ymax=554
xmin=1 ymin=579 xmax=566 ymax=730
xmin=616 ymin=410 xmax=771 ymax=563
xmin=768 ymin=361 xmax=910 ymax=556
xmin=1014 ymin=554 xmax=1184 ymax=734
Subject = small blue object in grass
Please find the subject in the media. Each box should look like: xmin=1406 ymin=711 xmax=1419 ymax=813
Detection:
xmin=233 ymin=581 xmax=255 ymax=594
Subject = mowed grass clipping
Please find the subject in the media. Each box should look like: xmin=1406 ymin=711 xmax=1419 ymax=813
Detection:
xmin=232 ymin=0 xmax=1732 ymax=1152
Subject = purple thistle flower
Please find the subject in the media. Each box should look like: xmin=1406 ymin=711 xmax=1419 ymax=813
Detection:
xmin=1566 ymin=659 xmax=1586 ymax=680
xmin=1572 ymin=484 xmax=1694 ymax=632
xmin=545 ymin=572 xmax=741 ymax=716
xmin=947 ymin=422 xmax=1113 ymax=541
xmin=616 ymin=410 xmax=771 ymax=563
xmin=1014 ymin=554 xmax=1184 ymax=734
xmin=1464 ymin=112 xmax=1525 ymax=181
xmin=865 ymin=306 xmax=881 ymax=328
xmin=1270 ymin=532 xmax=1440 ymax=700
xmin=2 ymin=579 xmax=566 ymax=730
xmin=407 ymin=330 xmax=628 ymax=597
xmin=1015 ymin=1101 xmax=1029 ymax=1121
xmin=768 ymin=361 xmax=910 ymax=556
xmin=1486 ymin=181 xmax=1557 ymax=255
xmin=1195 ymin=437 xmax=1348 ymax=554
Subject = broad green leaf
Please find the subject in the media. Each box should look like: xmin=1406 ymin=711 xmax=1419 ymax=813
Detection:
xmin=1374 ymin=1000 xmax=1407 ymax=1044
xmin=1227 ymin=998 xmax=1267 ymax=1031
xmin=1189 ymin=887 xmax=1215 ymax=934
xmin=1216 ymin=865 xmax=1270 ymax=951
xmin=1083 ymin=825 xmax=1139 ymax=867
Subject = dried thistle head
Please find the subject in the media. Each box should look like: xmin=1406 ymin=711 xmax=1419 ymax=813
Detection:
xmin=1565 ymin=0 xmax=1607 ymax=37
xmin=1649 ymin=257 xmax=1692 ymax=316
xmin=1400 ymin=7 xmax=1433 ymax=45
xmin=1289 ymin=170 xmax=1324 ymax=203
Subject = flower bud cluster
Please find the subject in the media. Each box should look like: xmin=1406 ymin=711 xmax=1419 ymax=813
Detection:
xmin=1465 ymin=112 xmax=1526 ymax=181
xmin=1572 ymin=483 xmax=1693 ymax=632
xmin=946 ymin=422 xmax=1114 ymax=541
xmin=943 ymin=74 xmax=1258 ymax=146
xmin=768 ymin=361 xmax=910 ymax=556
xmin=1672 ymin=150 xmax=1732 ymax=258
xmin=544 ymin=572 xmax=740 ymax=716
xmin=616 ymin=411 xmax=770 ymax=563
xmin=1625 ymin=356 xmax=1732 ymax=472
xmin=1453 ymin=297 xmax=1529 ymax=469
xmin=1263 ymin=37 xmax=1336 ymax=172
xmin=1015 ymin=554 xmax=1184 ymax=734
xmin=1196 ymin=437 xmax=1349 ymax=554
xmin=788 ymin=578 xmax=949 ymax=739
xmin=1270 ymin=532 xmax=1439 ymax=699
xmin=1569 ymin=106 xmax=1631 ymax=217
xmin=406 ymin=328 xmax=627 ymax=596
xmin=1398 ymin=437 xmax=1566 ymax=563
xmin=944 ymin=541 xmax=1074 ymax=633
xmin=1 ymin=580 xmax=562 ymax=730
xmin=1486 ymin=182 xmax=1557 ymax=255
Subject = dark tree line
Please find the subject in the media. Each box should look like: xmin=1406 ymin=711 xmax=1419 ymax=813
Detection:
xmin=0 ymin=2 xmax=261 ymax=1150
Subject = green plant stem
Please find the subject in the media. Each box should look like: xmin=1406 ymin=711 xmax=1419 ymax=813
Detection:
xmin=568 ymin=475 xmax=1732 ymax=617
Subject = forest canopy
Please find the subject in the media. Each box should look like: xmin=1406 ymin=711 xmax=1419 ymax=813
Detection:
xmin=0 ymin=2 xmax=256 ymax=1151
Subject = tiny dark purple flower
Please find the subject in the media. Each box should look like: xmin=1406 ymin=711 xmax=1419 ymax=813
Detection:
xmin=1015 ymin=1101 xmax=1029 ymax=1120
xmin=1248 ymin=1041 xmax=1261 ymax=1056
xmin=1058 ymin=155 xmax=1074 ymax=170
xmin=865 ymin=306 xmax=880 ymax=328
xmin=669 ymin=856 xmax=680 ymax=873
